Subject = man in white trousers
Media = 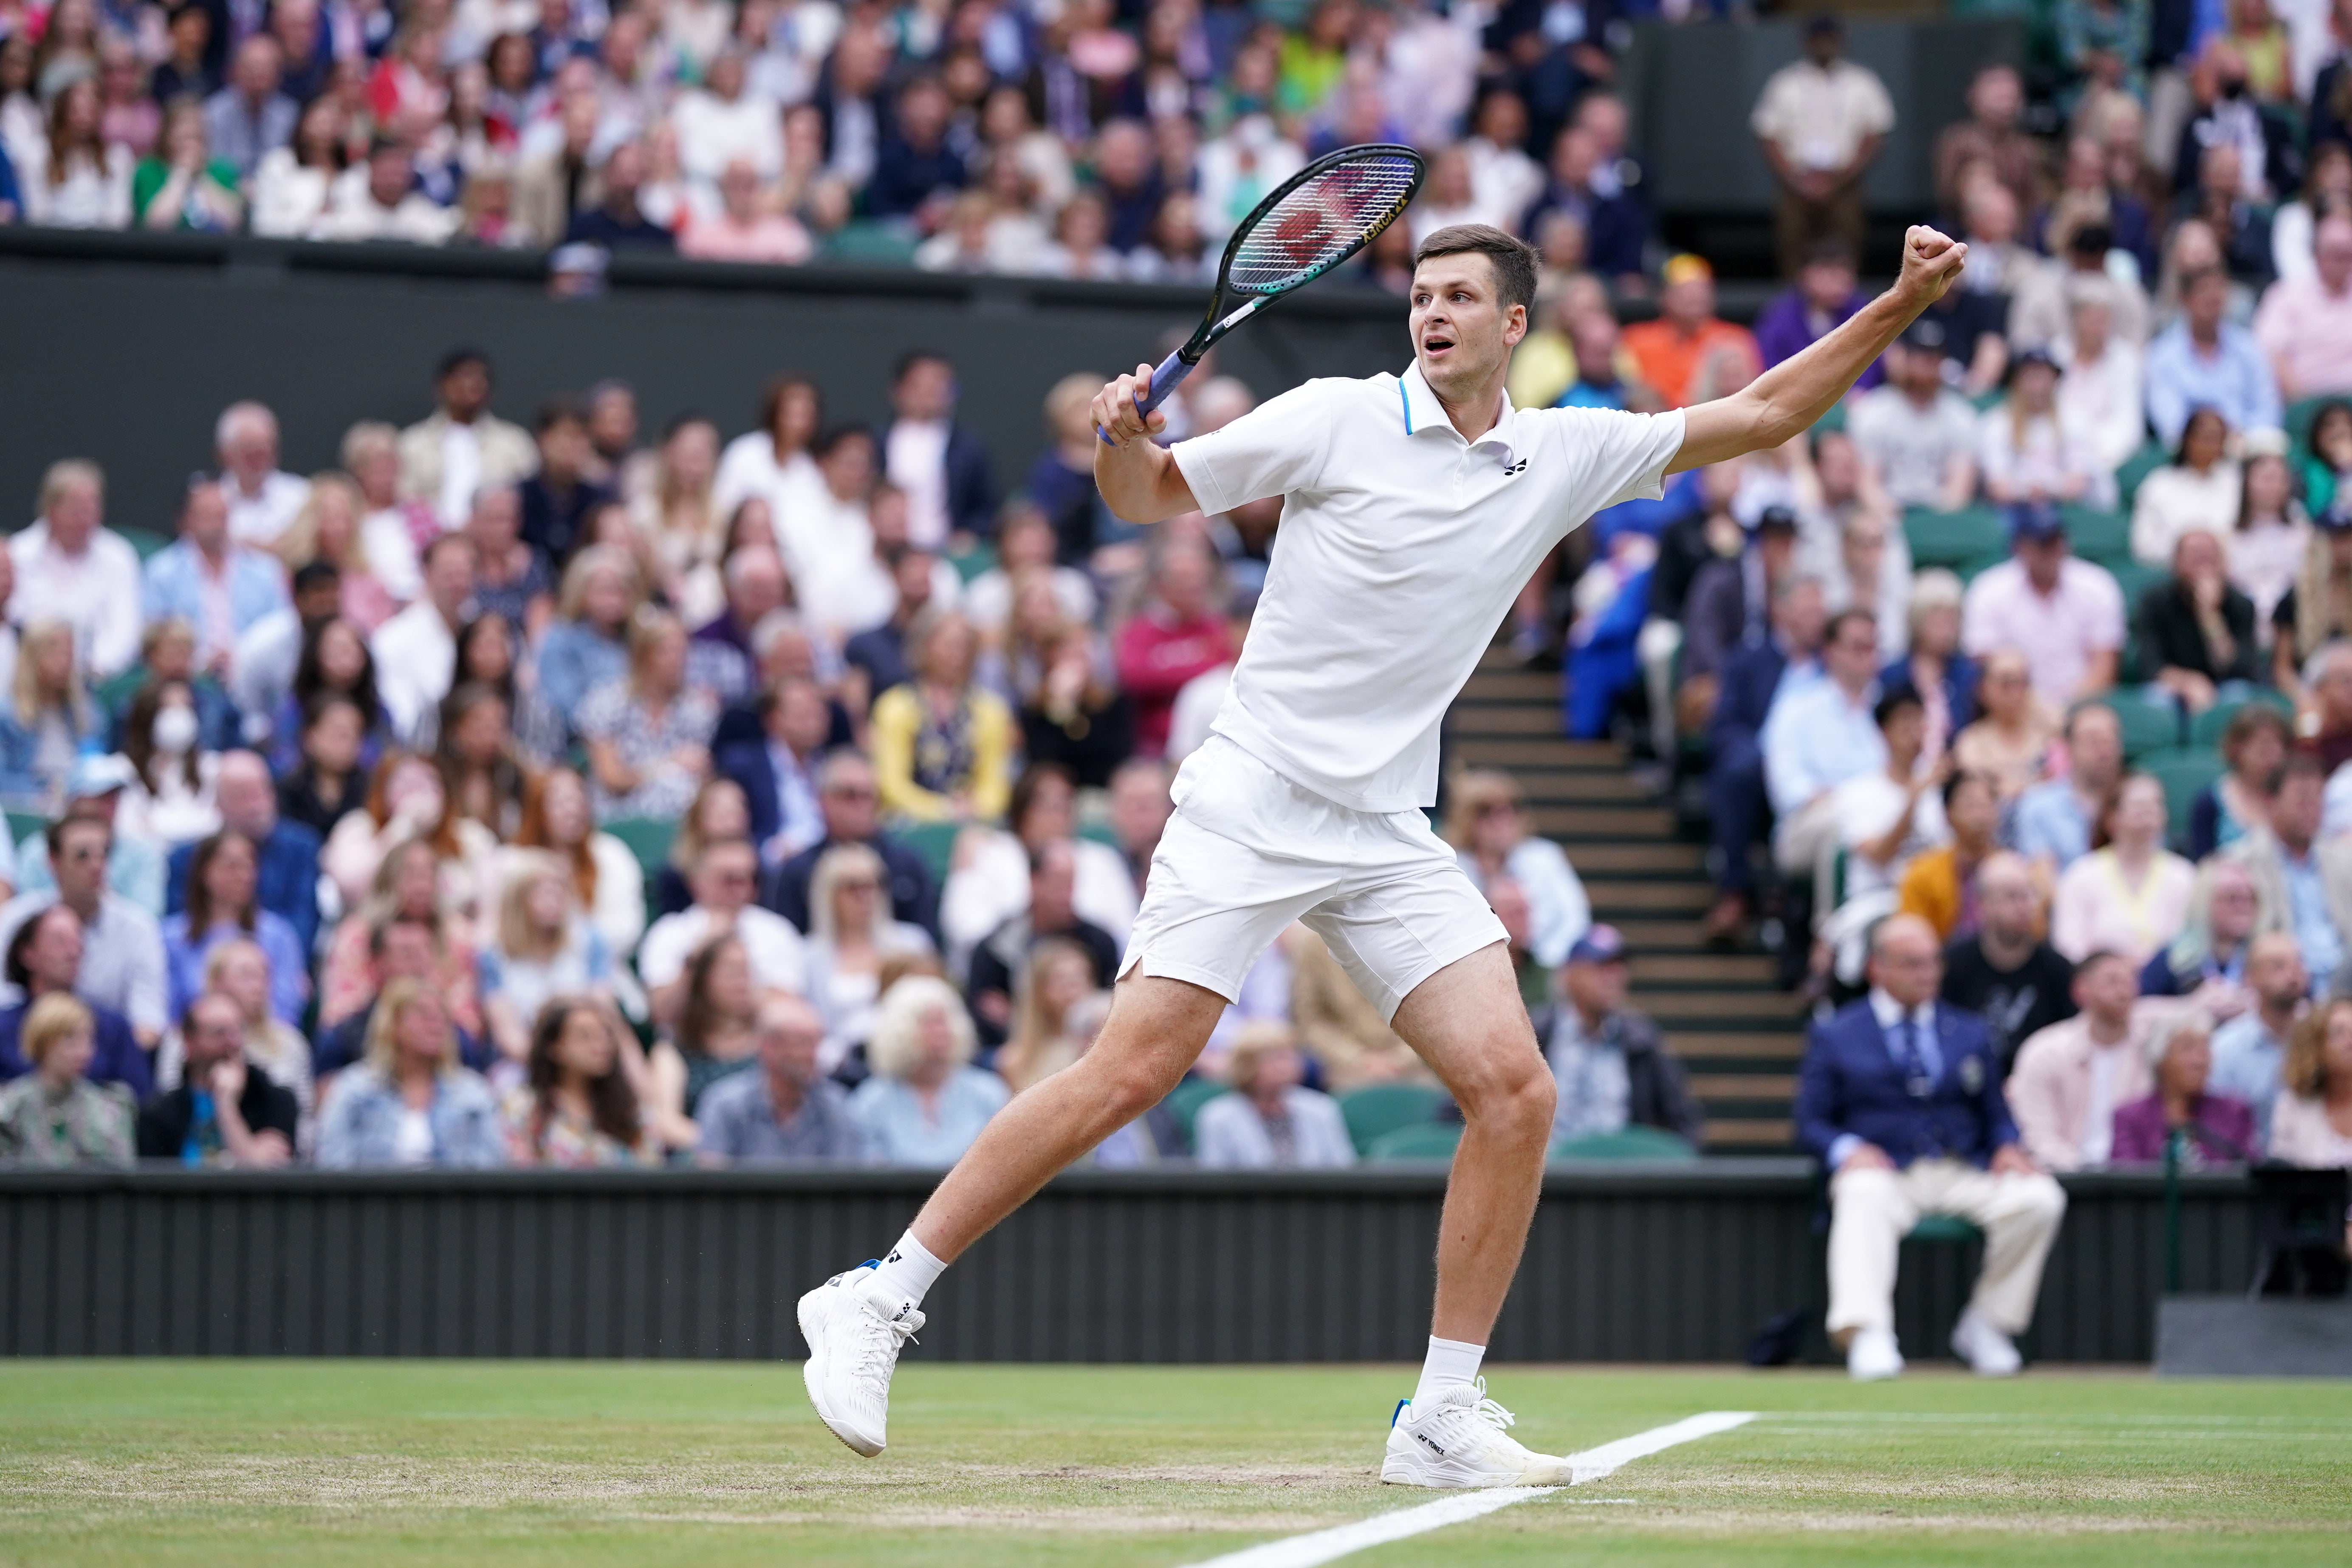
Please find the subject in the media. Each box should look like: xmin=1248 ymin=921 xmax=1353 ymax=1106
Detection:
xmin=1796 ymin=914 xmax=2068 ymax=1380
xmin=800 ymin=220 xmax=1973 ymax=1482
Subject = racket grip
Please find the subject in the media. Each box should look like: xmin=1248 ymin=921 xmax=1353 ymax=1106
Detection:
xmin=1096 ymin=349 xmax=1194 ymax=445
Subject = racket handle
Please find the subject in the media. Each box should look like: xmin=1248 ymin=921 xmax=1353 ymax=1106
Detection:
xmin=1096 ymin=349 xmax=1194 ymax=445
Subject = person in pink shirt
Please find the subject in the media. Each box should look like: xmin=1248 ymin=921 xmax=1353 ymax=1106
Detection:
xmin=1112 ymin=536 xmax=1230 ymax=758
xmin=679 ymin=159 xmax=813 ymax=265
xmin=2253 ymin=215 xmax=2352 ymax=401
xmin=1959 ymin=501 xmax=2126 ymax=709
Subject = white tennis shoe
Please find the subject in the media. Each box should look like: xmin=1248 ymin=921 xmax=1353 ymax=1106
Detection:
xmin=1379 ymin=1379 xmax=1572 ymax=1488
xmin=1846 ymin=1327 xmax=1905 ymax=1381
xmin=798 ymin=1266 xmax=924 ymax=1457
xmin=1950 ymin=1308 xmax=2022 ymax=1376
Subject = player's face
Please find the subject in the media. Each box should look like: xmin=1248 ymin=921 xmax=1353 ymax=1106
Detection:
xmin=1408 ymin=254 xmax=1525 ymax=391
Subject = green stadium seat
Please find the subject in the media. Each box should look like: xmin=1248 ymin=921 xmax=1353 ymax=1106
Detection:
xmin=1906 ymin=1215 xmax=1983 ymax=1244
xmin=1159 ymin=1077 xmax=1228 ymax=1152
xmin=2105 ymin=560 xmax=2166 ymax=621
xmin=2287 ymin=395 xmax=2335 ymax=449
xmin=896 ymin=819 xmax=961 ymax=882
xmin=1365 ymin=1123 xmax=1463 ymax=1162
xmin=1903 ymin=505 xmax=2008 ymax=571
xmin=2060 ymin=504 xmax=2131 ymax=565
xmin=116 ymin=527 xmax=172 ymax=561
xmin=822 ymin=220 xmax=919 ymax=266
xmin=1550 ymin=1125 xmax=1697 ymax=1161
xmin=2096 ymin=688 xmax=2183 ymax=760
xmin=1076 ymin=819 xmax=1120 ymax=850
xmin=2115 ymin=440 xmax=2169 ymax=509
xmin=2188 ymin=689 xmax=2294 ymax=749
xmin=601 ymin=816 xmax=676 ymax=880
xmin=2140 ymin=747 xmax=2225 ymax=849
xmin=1957 ymin=550 xmax=2011 ymax=584
xmin=6 ymin=809 xmax=49 ymax=851
xmin=1810 ymin=400 xmax=1849 ymax=436
xmin=1338 ymin=1083 xmax=1450 ymax=1156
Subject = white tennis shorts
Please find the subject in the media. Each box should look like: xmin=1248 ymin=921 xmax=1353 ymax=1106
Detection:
xmin=1120 ymin=736 xmax=1508 ymax=1020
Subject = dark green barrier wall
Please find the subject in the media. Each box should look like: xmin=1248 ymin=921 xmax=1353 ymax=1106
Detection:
xmin=0 ymin=1165 xmax=2258 ymax=1362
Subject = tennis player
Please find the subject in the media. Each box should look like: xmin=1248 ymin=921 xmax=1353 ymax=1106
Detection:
xmin=802 ymin=221 xmax=1968 ymax=1485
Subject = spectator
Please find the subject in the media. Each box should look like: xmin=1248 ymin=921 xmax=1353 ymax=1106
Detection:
xmin=144 ymin=480 xmax=291 ymax=679
xmin=867 ymin=74 xmax=965 ymax=223
xmin=0 ymin=620 xmax=98 ymax=812
xmin=1935 ymin=64 xmax=2042 ymax=222
xmin=714 ymin=675 xmax=829 ymax=868
xmin=2051 ymin=772 xmax=2197 ymax=964
xmin=371 ymin=534 xmax=479 ymax=743
xmin=2146 ymin=857 xmax=2264 ymax=1003
xmin=1952 ymin=649 xmax=2058 ymax=805
xmin=160 ymin=831 xmax=306 ymax=1027
xmin=881 ymin=351 xmax=994 ymax=553
xmin=2007 ymin=949 xmax=2161 ymax=1169
xmin=1702 ymin=574 xmax=1828 ymax=944
xmin=501 ymin=767 xmax=644 ymax=962
xmin=695 ymin=993 xmax=863 ymax=1164
xmin=2008 ymin=702 xmax=2122 ymax=876
xmin=2269 ymin=996 xmax=2352 ymax=1168
xmin=155 ymin=938 xmax=312 ymax=1137
xmin=23 ymin=76 xmax=130 ymax=228
xmin=2110 ymin=1011 xmax=2259 ymax=1164
xmin=2209 ymin=929 xmax=2309 ymax=1147
xmin=2140 ymin=528 xmax=2264 ymax=713
xmin=176 ymin=749 xmax=321 ymax=957
xmin=1847 ymin=322 xmax=1980 ymax=511
xmin=2252 ymin=214 xmax=2352 ymax=401
xmin=516 ymin=400 xmax=614 ymax=569
xmin=2226 ymin=753 xmax=2352 ymax=992
xmin=398 ymin=349 xmax=539 ymax=534
xmin=504 ymin=999 xmax=651 ymax=1168
xmin=316 ymin=978 xmax=507 ymax=1168
xmin=637 ymin=837 xmax=808 ymax=1023
xmin=133 ymin=96 xmax=242 ymax=231
xmin=942 ymin=763 xmax=1136 ymax=965
xmin=1186 ymin=1020 xmax=1351 ymax=1169
xmin=201 ymin=33 xmax=294 ymax=180
xmin=646 ymin=777 xmax=751 ymax=920
xmin=317 ymin=750 xmax=491 ymax=931
xmin=685 ymin=545 xmax=787 ymax=704
xmin=1619 ymin=254 xmax=1759 ymax=410
xmin=249 ymin=95 xmax=347 ymax=240
xmin=680 ymin=155 xmax=814 ymax=262
xmin=764 ymin=750 xmax=939 ymax=940
xmin=1796 ymin=915 xmax=2065 ymax=1381
xmin=115 ymin=676 xmax=222 ymax=848
xmin=10 ymin=755 xmax=166 ymax=915
xmin=310 ymin=137 xmax=460 ymax=244
xmin=274 ymin=475 xmax=404 ymax=634
xmin=0 ymin=816 xmax=167 ymax=1046
xmin=577 ymin=607 xmax=717 ymax=823
xmin=1894 ymin=769 xmax=2002 ymax=942
xmin=1753 ymin=240 xmax=1882 ymax=390
xmin=0 ymin=906 xmax=149 ymax=1095
xmin=1518 ymin=122 xmax=1648 ymax=288
xmin=2146 ymin=268 xmax=2283 ymax=446
xmin=1680 ymin=505 xmax=1801 ymax=689
xmin=533 ymin=545 xmax=642 ymax=727
xmin=1836 ymin=691 xmax=1951 ymax=906
xmin=477 ymin=850 xmax=623 ymax=1068
xmin=1980 ymin=350 xmax=2115 ymax=509
xmin=802 ymin=842 xmax=935 ymax=1072
xmin=1942 ymin=850 xmax=2079 ymax=1067
xmin=1009 ymin=588 xmax=1135 ymax=790
xmin=136 ymin=993 xmax=296 ymax=1168
xmin=2301 ymin=640 xmax=2352 ymax=769
xmin=964 ymin=506 xmax=1097 ymax=641
xmin=965 ymin=839 xmax=1121 ymax=1048
xmin=847 ymin=974 xmax=1005 ymax=1167
xmin=8 ymin=459 xmax=142 ymax=681
xmin=1750 ymin=15 xmax=1893 ymax=277
xmin=1114 ymin=537 xmax=1229 ymax=761
xmin=1962 ymin=503 xmax=2126 ymax=709
xmin=870 ymin=608 xmax=1013 ymax=823
xmin=644 ymin=929 xmax=762 ymax=1152
xmin=1535 ymin=924 xmax=1705 ymax=1148
xmin=2133 ymin=407 xmax=2244 ymax=566
xmin=1762 ymin=608 xmax=1887 ymax=910
xmin=2189 ymin=702 xmax=2288 ymax=857
xmin=2229 ymin=436 xmax=2311 ymax=624
xmin=991 ymin=936 xmax=1104 ymax=1096
xmin=1444 ymin=769 xmax=1592 ymax=971
xmin=1882 ymin=569 xmax=1975 ymax=760
xmin=0 ymin=994 xmax=133 ymax=1167
xmin=2054 ymin=280 xmax=2152 ymax=477
xmin=2271 ymin=139 xmax=2352 ymax=285
xmin=464 ymin=486 xmax=554 ymax=651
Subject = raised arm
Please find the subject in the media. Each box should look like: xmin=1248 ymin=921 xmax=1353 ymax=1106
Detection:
xmin=1670 ymin=226 xmax=1969 ymax=474
xmin=1091 ymin=361 xmax=1202 ymax=523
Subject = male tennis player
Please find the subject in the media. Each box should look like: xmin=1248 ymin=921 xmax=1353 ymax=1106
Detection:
xmin=802 ymin=221 xmax=1967 ymax=1485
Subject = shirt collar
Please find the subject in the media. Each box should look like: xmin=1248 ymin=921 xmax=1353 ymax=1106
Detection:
xmin=1398 ymin=360 xmax=1519 ymax=462
xmin=1868 ymin=989 xmax=1934 ymax=1032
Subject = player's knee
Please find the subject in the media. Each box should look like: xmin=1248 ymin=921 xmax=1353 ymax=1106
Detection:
xmin=1095 ymin=1054 xmax=1183 ymax=1121
xmin=1460 ymin=1057 xmax=1554 ymax=1141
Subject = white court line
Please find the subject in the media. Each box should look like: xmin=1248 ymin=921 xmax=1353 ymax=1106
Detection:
xmin=1178 ymin=1411 xmax=1755 ymax=1568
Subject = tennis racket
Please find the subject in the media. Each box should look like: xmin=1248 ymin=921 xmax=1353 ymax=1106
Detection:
xmin=1096 ymin=142 xmax=1426 ymax=442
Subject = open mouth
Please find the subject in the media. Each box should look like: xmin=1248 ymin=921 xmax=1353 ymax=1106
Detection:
xmin=1422 ymin=334 xmax=1456 ymax=354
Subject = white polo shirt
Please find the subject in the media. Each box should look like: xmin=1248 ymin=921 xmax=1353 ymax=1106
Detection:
xmin=1170 ymin=361 xmax=1685 ymax=811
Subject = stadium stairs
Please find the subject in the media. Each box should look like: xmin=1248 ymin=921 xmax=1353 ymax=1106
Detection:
xmin=1449 ymin=648 xmax=1803 ymax=1150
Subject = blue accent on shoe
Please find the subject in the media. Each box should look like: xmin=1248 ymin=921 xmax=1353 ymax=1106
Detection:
xmin=1391 ymin=1398 xmax=1410 ymax=1429
xmin=858 ymin=1259 xmax=882 ymax=1270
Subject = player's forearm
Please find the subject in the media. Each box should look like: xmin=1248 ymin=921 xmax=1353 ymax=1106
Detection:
xmin=1740 ymin=284 xmax=1926 ymax=448
xmin=1093 ymin=442 xmax=1197 ymax=524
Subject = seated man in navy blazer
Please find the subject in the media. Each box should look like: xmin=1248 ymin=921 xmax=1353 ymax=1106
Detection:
xmin=1796 ymin=913 xmax=2067 ymax=1381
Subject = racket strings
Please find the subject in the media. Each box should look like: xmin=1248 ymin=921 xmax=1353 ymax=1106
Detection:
xmin=1228 ymin=154 xmax=1421 ymax=293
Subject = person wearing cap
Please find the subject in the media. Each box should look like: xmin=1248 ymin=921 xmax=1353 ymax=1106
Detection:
xmin=1979 ymin=348 xmax=2116 ymax=511
xmin=1535 ymin=925 xmax=1705 ymax=1148
xmin=9 ymin=754 xmax=169 ymax=916
xmin=1961 ymin=501 xmax=2126 ymax=709
xmin=1846 ymin=321 xmax=1980 ymax=511
xmin=2253 ymin=214 xmax=2352 ymax=401
xmin=1752 ymin=240 xmax=1884 ymax=391
xmin=1680 ymin=504 xmax=1801 ymax=690
xmin=2145 ymin=266 xmax=2282 ymax=449
xmin=0 ymin=814 xmax=168 ymax=1048
xmin=1749 ymin=14 xmax=1894 ymax=278
xmin=1619 ymin=255 xmax=1760 ymax=410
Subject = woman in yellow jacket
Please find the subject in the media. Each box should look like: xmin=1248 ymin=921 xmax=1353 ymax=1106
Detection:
xmin=868 ymin=607 xmax=1015 ymax=824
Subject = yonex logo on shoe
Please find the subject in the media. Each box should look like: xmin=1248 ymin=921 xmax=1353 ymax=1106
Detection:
xmin=1415 ymin=1433 xmax=1446 ymax=1457
xmin=887 ymin=1251 xmax=902 ymax=1263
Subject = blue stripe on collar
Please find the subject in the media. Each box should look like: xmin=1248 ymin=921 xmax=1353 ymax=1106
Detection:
xmin=1398 ymin=376 xmax=1412 ymax=435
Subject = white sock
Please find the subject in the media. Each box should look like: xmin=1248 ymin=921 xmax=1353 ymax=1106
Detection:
xmin=862 ymin=1230 xmax=946 ymax=1311
xmin=1412 ymin=1335 xmax=1486 ymax=1408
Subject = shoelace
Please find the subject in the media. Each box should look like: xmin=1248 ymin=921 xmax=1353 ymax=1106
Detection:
xmin=1465 ymin=1376 xmax=1517 ymax=1435
xmin=853 ymin=1298 xmax=923 ymax=1399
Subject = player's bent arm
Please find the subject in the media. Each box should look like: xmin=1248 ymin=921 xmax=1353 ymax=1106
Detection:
xmin=1091 ymin=361 xmax=1203 ymax=523
xmin=1668 ymin=225 xmax=1970 ymax=475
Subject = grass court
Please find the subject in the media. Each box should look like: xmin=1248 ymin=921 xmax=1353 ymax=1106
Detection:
xmin=2 ymin=1360 xmax=2347 ymax=1565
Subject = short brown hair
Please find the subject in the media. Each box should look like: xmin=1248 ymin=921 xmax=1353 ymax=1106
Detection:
xmin=1412 ymin=224 xmax=1538 ymax=314
xmin=2283 ymin=999 xmax=2351 ymax=1099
